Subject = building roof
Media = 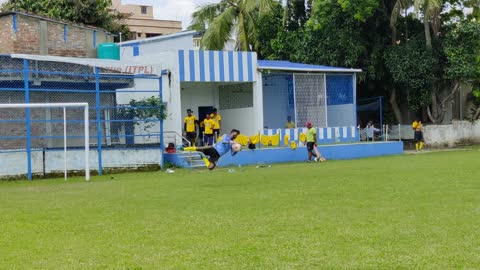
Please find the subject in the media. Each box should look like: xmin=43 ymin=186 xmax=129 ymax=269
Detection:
xmin=258 ymin=60 xmax=362 ymax=73
xmin=0 ymin=11 xmax=110 ymax=33
xmin=118 ymin=30 xmax=196 ymax=46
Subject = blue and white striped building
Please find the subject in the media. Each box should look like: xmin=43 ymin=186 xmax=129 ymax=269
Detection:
xmin=118 ymin=31 xmax=362 ymax=146
xmin=178 ymin=50 xmax=256 ymax=82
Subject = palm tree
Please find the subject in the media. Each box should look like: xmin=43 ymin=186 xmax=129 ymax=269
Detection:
xmin=390 ymin=0 xmax=442 ymax=47
xmin=189 ymin=0 xmax=274 ymax=51
xmin=413 ymin=0 xmax=442 ymax=48
xmin=390 ymin=0 xmax=410 ymax=45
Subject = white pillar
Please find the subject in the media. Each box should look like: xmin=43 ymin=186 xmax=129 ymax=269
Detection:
xmin=166 ymin=74 xmax=183 ymax=145
xmin=252 ymin=71 xmax=264 ymax=132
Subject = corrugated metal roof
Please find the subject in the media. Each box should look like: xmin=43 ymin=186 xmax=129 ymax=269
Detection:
xmin=258 ymin=60 xmax=362 ymax=73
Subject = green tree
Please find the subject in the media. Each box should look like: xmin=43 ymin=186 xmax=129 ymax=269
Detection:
xmin=385 ymin=36 xmax=436 ymax=111
xmin=305 ymin=0 xmax=401 ymax=118
xmin=413 ymin=0 xmax=442 ymax=48
xmin=443 ymin=21 xmax=480 ymax=120
xmin=1 ymin=0 xmax=129 ymax=40
xmin=283 ymin=0 xmax=312 ymax=30
xmin=189 ymin=0 xmax=275 ymax=51
xmin=254 ymin=1 xmax=284 ymax=59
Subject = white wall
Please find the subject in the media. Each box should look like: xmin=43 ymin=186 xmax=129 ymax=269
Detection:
xmin=424 ymin=120 xmax=480 ymax=147
xmin=219 ymin=107 xmax=256 ymax=136
xmin=119 ymin=51 xmax=182 ymax=142
xmin=116 ymin=78 xmax=160 ymax=104
xmin=0 ymin=149 xmax=162 ymax=178
xmin=180 ymin=82 xmax=219 ymax=119
xmin=120 ymin=34 xmax=194 ymax=58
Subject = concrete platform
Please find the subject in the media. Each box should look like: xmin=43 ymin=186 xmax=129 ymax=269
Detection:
xmin=165 ymin=141 xmax=404 ymax=168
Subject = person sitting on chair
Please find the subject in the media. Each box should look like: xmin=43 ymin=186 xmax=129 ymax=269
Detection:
xmin=285 ymin=116 xmax=295 ymax=129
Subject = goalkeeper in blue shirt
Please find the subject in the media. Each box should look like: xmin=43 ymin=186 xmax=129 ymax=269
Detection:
xmin=184 ymin=129 xmax=241 ymax=170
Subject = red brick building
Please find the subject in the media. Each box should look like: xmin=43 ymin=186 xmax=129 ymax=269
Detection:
xmin=0 ymin=11 xmax=113 ymax=58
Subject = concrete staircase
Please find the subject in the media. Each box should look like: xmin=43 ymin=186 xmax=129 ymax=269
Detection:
xmin=176 ymin=151 xmax=207 ymax=168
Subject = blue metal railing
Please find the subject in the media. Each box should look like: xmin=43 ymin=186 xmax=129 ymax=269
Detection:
xmin=0 ymin=56 xmax=165 ymax=180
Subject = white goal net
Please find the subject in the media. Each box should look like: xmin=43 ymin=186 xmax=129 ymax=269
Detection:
xmin=0 ymin=103 xmax=90 ymax=181
xmin=294 ymin=74 xmax=328 ymax=128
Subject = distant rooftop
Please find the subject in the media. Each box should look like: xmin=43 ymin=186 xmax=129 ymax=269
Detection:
xmin=118 ymin=30 xmax=196 ymax=46
xmin=258 ymin=60 xmax=362 ymax=73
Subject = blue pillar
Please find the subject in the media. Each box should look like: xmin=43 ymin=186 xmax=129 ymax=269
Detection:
xmin=159 ymin=74 xmax=165 ymax=169
xmin=24 ymin=59 xmax=32 ymax=180
xmin=95 ymin=68 xmax=103 ymax=175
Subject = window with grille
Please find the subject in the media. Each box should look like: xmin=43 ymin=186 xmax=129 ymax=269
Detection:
xmin=219 ymin=83 xmax=253 ymax=110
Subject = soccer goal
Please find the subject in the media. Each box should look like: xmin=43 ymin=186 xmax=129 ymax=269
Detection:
xmin=0 ymin=103 xmax=90 ymax=181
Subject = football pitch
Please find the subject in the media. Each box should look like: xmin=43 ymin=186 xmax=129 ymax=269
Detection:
xmin=1 ymin=149 xmax=479 ymax=269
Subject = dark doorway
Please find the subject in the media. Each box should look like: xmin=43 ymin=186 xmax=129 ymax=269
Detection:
xmin=198 ymin=106 xmax=214 ymax=123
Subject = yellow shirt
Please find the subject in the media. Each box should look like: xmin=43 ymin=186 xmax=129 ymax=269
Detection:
xmin=211 ymin=113 xmax=222 ymax=129
xmin=412 ymin=121 xmax=422 ymax=131
xmin=184 ymin=115 xmax=197 ymax=132
xmin=307 ymin=127 xmax=316 ymax=142
xmin=285 ymin=121 xmax=295 ymax=129
xmin=203 ymin=119 xmax=214 ymax=135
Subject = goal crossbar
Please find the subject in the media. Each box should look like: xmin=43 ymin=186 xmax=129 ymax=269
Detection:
xmin=0 ymin=103 xmax=90 ymax=181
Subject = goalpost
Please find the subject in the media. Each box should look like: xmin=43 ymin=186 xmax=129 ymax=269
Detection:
xmin=0 ymin=103 xmax=90 ymax=181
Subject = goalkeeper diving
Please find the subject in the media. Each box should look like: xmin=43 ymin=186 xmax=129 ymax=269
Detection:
xmin=184 ymin=129 xmax=241 ymax=170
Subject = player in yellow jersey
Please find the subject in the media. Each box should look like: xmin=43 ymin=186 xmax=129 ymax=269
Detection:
xmin=306 ymin=121 xmax=326 ymax=162
xmin=211 ymin=108 xmax=222 ymax=137
xmin=412 ymin=118 xmax=424 ymax=151
xmin=203 ymin=114 xmax=215 ymax=145
xmin=285 ymin=116 xmax=295 ymax=129
xmin=184 ymin=109 xmax=198 ymax=146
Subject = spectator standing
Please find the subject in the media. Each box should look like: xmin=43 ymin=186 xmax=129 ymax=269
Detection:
xmin=203 ymin=114 xmax=215 ymax=146
xmin=306 ymin=121 xmax=325 ymax=162
xmin=364 ymin=121 xmax=380 ymax=141
xmin=211 ymin=108 xmax=222 ymax=138
xmin=412 ymin=118 xmax=424 ymax=151
xmin=184 ymin=109 xmax=197 ymax=146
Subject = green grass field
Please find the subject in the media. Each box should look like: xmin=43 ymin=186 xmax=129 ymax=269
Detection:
xmin=1 ymin=149 xmax=480 ymax=269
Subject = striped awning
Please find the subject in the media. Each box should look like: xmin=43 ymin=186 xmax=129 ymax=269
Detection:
xmin=178 ymin=50 xmax=257 ymax=82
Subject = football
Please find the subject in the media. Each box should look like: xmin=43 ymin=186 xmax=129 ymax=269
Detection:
xmin=232 ymin=143 xmax=242 ymax=152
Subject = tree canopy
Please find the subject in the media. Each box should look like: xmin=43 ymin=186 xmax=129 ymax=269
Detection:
xmin=189 ymin=0 xmax=480 ymax=123
xmin=189 ymin=0 xmax=274 ymax=51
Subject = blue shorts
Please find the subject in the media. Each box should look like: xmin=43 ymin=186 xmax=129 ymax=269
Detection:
xmin=204 ymin=134 xmax=214 ymax=145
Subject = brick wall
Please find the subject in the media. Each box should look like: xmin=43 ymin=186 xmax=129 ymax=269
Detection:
xmin=13 ymin=15 xmax=41 ymax=54
xmin=47 ymin=22 xmax=89 ymax=57
xmin=0 ymin=13 xmax=113 ymax=58
xmin=0 ymin=17 xmax=14 ymax=54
